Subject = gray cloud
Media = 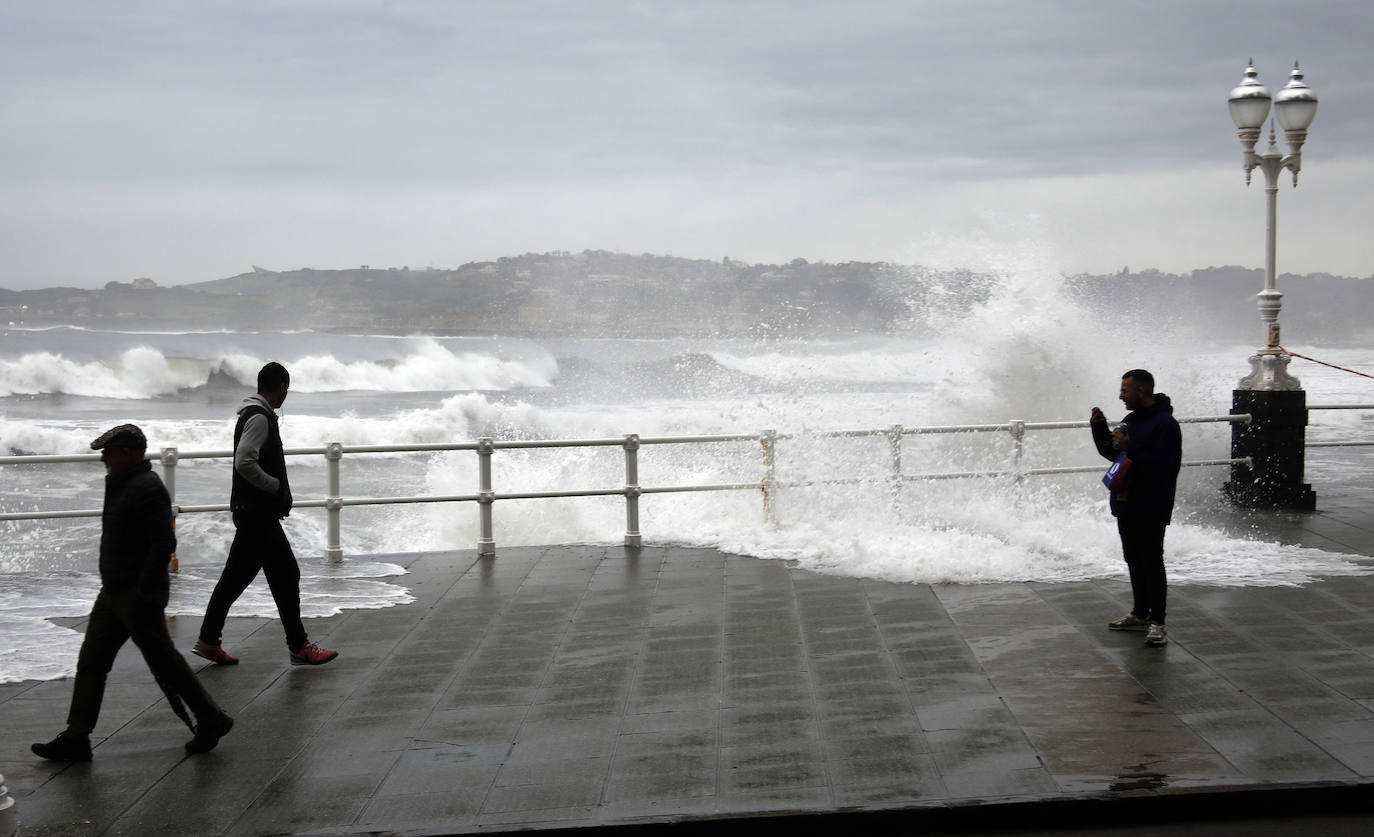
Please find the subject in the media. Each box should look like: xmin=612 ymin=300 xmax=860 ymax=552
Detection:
xmin=2 ymin=0 xmax=1370 ymax=287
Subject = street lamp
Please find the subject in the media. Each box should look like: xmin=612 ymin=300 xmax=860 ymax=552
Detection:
xmin=1227 ymin=59 xmax=1318 ymax=390
xmin=1223 ymin=59 xmax=1318 ymax=510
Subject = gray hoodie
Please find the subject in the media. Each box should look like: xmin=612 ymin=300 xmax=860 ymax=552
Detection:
xmin=234 ymin=395 xmax=281 ymax=495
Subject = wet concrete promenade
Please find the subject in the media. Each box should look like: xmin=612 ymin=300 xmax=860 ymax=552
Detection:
xmin=5 ymin=483 xmax=1374 ymax=835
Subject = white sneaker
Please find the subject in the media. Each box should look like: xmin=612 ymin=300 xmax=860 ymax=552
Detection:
xmin=1145 ymin=623 xmax=1168 ymax=647
xmin=1108 ymin=613 xmax=1150 ymax=631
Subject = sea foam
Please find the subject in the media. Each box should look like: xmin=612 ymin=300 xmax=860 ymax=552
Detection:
xmin=0 ymin=337 xmax=558 ymax=400
xmin=4 ymin=245 xmax=1374 ymax=685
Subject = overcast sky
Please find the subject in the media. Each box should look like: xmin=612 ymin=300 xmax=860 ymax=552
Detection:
xmin=2 ymin=0 xmax=1370 ymax=289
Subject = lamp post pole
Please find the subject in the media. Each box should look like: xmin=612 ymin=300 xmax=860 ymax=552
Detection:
xmin=1223 ymin=59 xmax=1318 ymax=509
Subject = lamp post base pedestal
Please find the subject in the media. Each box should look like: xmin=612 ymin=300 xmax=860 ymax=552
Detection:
xmin=1223 ymin=388 xmax=1315 ymax=511
xmin=1238 ymin=351 xmax=1302 ymax=391
xmin=1222 ymin=481 xmax=1316 ymax=510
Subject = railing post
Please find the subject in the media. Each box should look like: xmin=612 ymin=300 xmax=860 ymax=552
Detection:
xmin=160 ymin=446 xmax=178 ymax=505
xmin=623 ymin=434 xmax=642 ymax=548
xmin=760 ymin=429 xmax=777 ymax=524
xmin=887 ymin=425 xmax=903 ymax=517
xmin=160 ymin=446 xmax=179 ymax=572
xmin=324 ymin=442 xmax=343 ymax=563
xmin=1009 ymin=420 xmax=1026 ymax=484
xmin=477 ymin=437 xmax=496 ymax=557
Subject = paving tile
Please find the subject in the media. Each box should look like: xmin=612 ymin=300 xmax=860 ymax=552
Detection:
xmin=614 ymin=728 xmax=717 ymax=758
xmin=293 ymin=712 xmax=418 ymax=757
xmin=605 ymin=734 xmax=717 ymax=802
xmin=508 ymin=718 xmax=620 ymax=762
xmin=356 ymin=788 xmax=488 ymax=829
xmin=718 ymin=739 xmax=823 ymax=771
xmin=818 ymin=712 xmax=924 ymax=744
xmin=1027 ymin=727 xmax=1237 ymax=782
xmin=719 ymin=701 xmax=813 ymax=727
xmin=226 ymin=774 xmax=377 ymax=836
xmin=925 ymin=726 xmax=1041 ymax=774
xmin=619 ymin=709 xmax=718 ymax=735
xmin=829 ymin=752 xmax=945 ymax=804
xmin=416 ymin=705 xmax=523 ymax=747
xmin=1051 ymin=753 xmax=1243 ymax=793
xmin=523 ymin=696 xmax=624 ymax=722
xmin=276 ymin=748 xmax=400 ymax=782
xmin=636 ymin=661 xmax=720 ymax=690
xmin=723 ymin=645 xmax=806 ymax=672
xmin=474 ymin=803 xmax=601 ymax=828
xmin=102 ymin=754 xmax=289 ymax=837
xmin=376 ymin=746 xmax=501 ymax=795
xmin=915 ymin=692 xmax=1008 ymax=731
xmin=485 ymin=758 xmax=608 ymax=811
xmin=715 ymin=783 xmax=832 ymax=812
xmin=813 ymin=693 xmax=912 ymax=724
xmin=825 ymin=732 xmax=929 ymax=762
xmin=719 ymin=760 xmax=828 ymax=795
xmin=12 ymin=539 xmax=1374 ymax=836
xmin=626 ymin=688 xmax=719 ymax=715
xmin=940 ymin=765 xmax=1059 ymax=800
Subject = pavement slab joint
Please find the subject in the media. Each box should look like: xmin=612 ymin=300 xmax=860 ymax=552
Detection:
xmin=7 ymin=510 xmax=1374 ymax=835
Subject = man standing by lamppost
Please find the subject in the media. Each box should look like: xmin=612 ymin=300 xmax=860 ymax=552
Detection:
xmin=1091 ymin=370 xmax=1182 ymax=648
xmin=1223 ymin=59 xmax=1318 ymax=509
xmin=31 ymin=424 xmax=233 ymax=761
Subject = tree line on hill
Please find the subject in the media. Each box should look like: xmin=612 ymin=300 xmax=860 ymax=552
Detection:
xmin=1 ymin=251 xmax=1369 ymax=344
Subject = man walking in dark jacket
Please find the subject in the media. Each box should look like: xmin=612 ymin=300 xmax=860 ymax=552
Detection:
xmin=32 ymin=424 xmax=232 ymax=761
xmin=1091 ymin=369 xmax=1182 ymax=647
xmin=193 ymin=362 xmax=337 ymax=667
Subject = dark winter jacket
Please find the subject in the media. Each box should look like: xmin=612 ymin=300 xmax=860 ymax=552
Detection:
xmin=1092 ymin=393 xmax=1183 ymax=523
xmin=99 ymin=460 xmax=175 ymax=595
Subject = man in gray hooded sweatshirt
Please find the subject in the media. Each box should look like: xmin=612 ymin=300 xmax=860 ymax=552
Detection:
xmin=193 ymin=362 xmax=338 ymax=666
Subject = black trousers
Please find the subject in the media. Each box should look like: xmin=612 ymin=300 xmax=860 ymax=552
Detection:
xmin=198 ymin=510 xmax=307 ymax=652
xmin=1117 ymin=517 xmax=1168 ymax=625
xmin=68 ymin=586 xmax=221 ymax=736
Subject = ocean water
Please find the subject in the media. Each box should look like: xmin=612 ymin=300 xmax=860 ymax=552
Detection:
xmin=3 ymin=264 xmax=1372 ymax=683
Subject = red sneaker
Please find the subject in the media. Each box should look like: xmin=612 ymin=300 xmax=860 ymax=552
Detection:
xmin=290 ymin=641 xmax=338 ymax=666
xmin=192 ymin=639 xmax=239 ymax=665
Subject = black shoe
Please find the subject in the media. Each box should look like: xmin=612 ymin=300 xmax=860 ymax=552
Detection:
xmin=32 ymin=731 xmax=93 ymax=762
xmin=185 ymin=711 xmax=234 ymax=754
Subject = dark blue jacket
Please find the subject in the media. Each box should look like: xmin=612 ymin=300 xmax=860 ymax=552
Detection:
xmin=1092 ymin=393 xmax=1182 ymax=523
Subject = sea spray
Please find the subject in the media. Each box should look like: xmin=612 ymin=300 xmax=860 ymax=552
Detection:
xmin=0 ymin=331 xmax=559 ymax=400
xmin=3 ymin=271 xmax=1373 ymax=683
xmin=0 ymin=560 xmax=414 ymax=684
xmin=0 ymin=347 xmax=205 ymax=399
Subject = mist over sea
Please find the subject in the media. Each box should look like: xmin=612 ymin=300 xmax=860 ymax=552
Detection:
xmin=3 ymin=264 xmax=1372 ymax=683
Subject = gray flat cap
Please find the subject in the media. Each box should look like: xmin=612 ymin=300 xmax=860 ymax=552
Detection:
xmin=90 ymin=424 xmax=148 ymax=450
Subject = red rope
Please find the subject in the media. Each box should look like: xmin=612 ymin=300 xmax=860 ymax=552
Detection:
xmin=1279 ymin=346 xmax=1374 ymax=380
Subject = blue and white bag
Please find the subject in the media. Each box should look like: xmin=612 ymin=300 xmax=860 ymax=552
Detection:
xmin=1102 ymin=451 xmax=1131 ymax=492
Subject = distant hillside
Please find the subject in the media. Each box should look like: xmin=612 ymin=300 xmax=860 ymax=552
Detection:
xmin=1069 ymin=266 xmax=1374 ymax=345
xmin=1 ymin=251 xmax=1370 ymax=342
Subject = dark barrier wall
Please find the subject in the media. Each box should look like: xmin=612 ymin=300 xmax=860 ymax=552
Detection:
xmin=1224 ymin=389 xmax=1317 ymax=510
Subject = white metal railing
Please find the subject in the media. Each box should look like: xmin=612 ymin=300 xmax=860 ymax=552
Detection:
xmin=0 ymin=413 xmax=1264 ymax=561
xmin=1304 ymin=403 xmax=1374 ymax=448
